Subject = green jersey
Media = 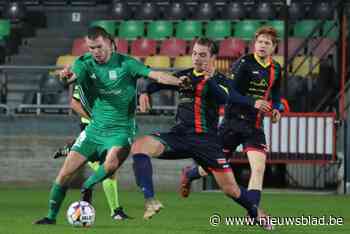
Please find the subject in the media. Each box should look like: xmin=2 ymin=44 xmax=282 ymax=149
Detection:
xmin=72 ymin=52 xmax=151 ymax=137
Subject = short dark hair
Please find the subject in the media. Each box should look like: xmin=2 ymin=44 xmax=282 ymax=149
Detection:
xmin=87 ymin=26 xmax=116 ymax=51
xmin=87 ymin=26 xmax=112 ymax=40
xmin=193 ymin=37 xmax=218 ymax=56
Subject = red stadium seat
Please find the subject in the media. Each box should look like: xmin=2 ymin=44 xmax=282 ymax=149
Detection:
xmin=71 ymin=38 xmax=88 ymax=56
xmin=130 ymin=38 xmax=157 ymax=57
xmin=114 ymin=38 xmax=128 ymax=54
xmin=218 ymin=38 xmax=246 ymax=58
xmin=307 ymin=38 xmax=336 ymax=58
xmin=277 ymin=38 xmax=304 ymax=58
xmin=159 ymin=38 xmax=187 ymax=58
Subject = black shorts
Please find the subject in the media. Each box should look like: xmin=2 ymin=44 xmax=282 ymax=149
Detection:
xmin=152 ymin=131 xmax=231 ymax=172
xmin=219 ymin=117 xmax=267 ymax=154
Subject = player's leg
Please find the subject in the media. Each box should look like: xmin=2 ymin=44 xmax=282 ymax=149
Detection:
xmin=34 ymin=151 xmax=87 ymax=224
xmin=247 ymin=151 xmax=266 ymax=208
xmin=179 ymin=165 xmax=208 ymax=198
xmin=130 ymin=135 xmax=166 ymax=219
xmin=244 ymin=128 xmax=268 ymax=208
xmin=87 ymin=162 xmax=128 ymax=220
xmin=81 ymin=146 xmax=130 ymax=203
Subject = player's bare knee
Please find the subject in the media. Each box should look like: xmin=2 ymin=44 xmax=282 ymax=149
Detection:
xmin=251 ymin=163 xmax=266 ymax=176
xmin=131 ymin=135 xmax=163 ymax=157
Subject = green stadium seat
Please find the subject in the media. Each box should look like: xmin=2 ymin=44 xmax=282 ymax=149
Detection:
xmin=205 ymin=20 xmax=231 ymax=40
xmin=233 ymin=20 xmax=262 ymax=40
xmin=322 ymin=20 xmax=338 ymax=39
xmin=0 ymin=20 xmax=10 ymax=37
xmin=118 ymin=21 xmax=145 ymax=40
xmin=264 ymin=20 xmax=284 ymax=38
xmin=293 ymin=20 xmax=320 ymax=38
xmin=90 ymin=20 xmax=117 ymax=36
xmin=147 ymin=21 xmax=173 ymax=40
xmin=175 ymin=21 xmax=203 ymax=40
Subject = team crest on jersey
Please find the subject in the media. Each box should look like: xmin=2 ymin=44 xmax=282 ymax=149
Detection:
xmin=109 ymin=70 xmax=117 ymax=80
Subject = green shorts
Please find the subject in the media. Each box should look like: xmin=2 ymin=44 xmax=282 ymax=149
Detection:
xmin=71 ymin=130 xmax=132 ymax=162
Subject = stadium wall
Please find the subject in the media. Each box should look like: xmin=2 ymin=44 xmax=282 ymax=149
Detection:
xmin=0 ymin=115 xmax=201 ymax=192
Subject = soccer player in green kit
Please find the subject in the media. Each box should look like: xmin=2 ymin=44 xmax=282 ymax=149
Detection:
xmin=34 ymin=26 xmax=183 ymax=225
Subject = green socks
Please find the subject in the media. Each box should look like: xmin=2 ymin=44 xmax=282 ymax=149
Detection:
xmin=47 ymin=182 xmax=67 ymax=220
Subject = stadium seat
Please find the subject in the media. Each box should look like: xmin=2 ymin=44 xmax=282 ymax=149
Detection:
xmin=163 ymin=2 xmax=188 ymax=20
xmin=221 ymin=1 xmax=246 ymax=20
xmin=56 ymin=55 xmax=77 ymax=67
xmin=175 ymin=21 xmax=203 ymax=40
xmin=70 ymin=0 xmax=96 ymax=6
xmin=264 ymin=20 xmax=284 ymax=38
xmin=144 ymin=56 xmax=171 ymax=69
xmin=277 ymin=38 xmax=304 ymax=58
xmin=43 ymin=0 xmax=68 ymax=5
xmin=288 ymin=1 xmax=305 ymax=20
xmin=0 ymin=20 xmax=10 ymax=38
xmin=205 ymin=20 xmax=231 ymax=40
xmin=130 ymin=38 xmax=157 ymax=57
xmin=311 ymin=1 xmax=333 ymax=20
xmin=307 ymin=38 xmax=336 ymax=58
xmin=322 ymin=20 xmax=338 ymax=39
xmin=39 ymin=74 xmax=64 ymax=93
xmin=293 ymin=20 xmax=321 ymax=38
xmin=233 ymin=20 xmax=262 ymax=40
xmin=193 ymin=2 xmax=215 ymax=20
xmin=118 ymin=21 xmax=145 ymax=40
xmin=160 ymin=38 xmax=187 ymax=57
xmin=71 ymin=38 xmax=88 ymax=56
xmin=134 ymin=2 xmax=159 ymax=20
xmin=147 ymin=21 xmax=173 ymax=40
xmin=90 ymin=20 xmax=117 ymax=36
xmin=174 ymin=56 xmax=192 ymax=69
xmin=292 ymin=56 xmax=320 ymax=77
xmin=114 ymin=38 xmax=128 ymax=54
xmin=252 ymin=1 xmax=276 ymax=19
xmin=218 ymin=38 xmax=246 ymax=58
xmin=111 ymin=1 xmax=131 ymax=20
xmin=2 ymin=1 xmax=26 ymax=22
xmin=272 ymin=55 xmax=284 ymax=68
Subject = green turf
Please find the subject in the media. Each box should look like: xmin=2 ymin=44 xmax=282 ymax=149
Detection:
xmin=0 ymin=187 xmax=349 ymax=234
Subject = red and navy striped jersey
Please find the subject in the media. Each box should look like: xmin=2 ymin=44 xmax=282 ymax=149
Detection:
xmin=173 ymin=68 xmax=231 ymax=134
xmin=226 ymin=53 xmax=282 ymax=125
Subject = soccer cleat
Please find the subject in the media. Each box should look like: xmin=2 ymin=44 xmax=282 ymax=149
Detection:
xmin=112 ymin=207 xmax=133 ymax=220
xmin=179 ymin=166 xmax=192 ymax=198
xmin=33 ymin=217 xmax=56 ymax=225
xmin=143 ymin=198 xmax=163 ymax=220
xmin=256 ymin=208 xmax=274 ymax=231
xmin=81 ymin=188 xmax=93 ymax=204
xmin=152 ymin=199 xmax=164 ymax=212
xmin=53 ymin=140 xmax=74 ymax=159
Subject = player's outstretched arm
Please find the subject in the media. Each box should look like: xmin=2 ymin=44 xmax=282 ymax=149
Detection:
xmin=148 ymin=71 xmax=181 ymax=86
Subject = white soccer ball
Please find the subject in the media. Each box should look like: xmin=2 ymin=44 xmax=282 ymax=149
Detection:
xmin=66 ymin=201 xmax=95 ymax=227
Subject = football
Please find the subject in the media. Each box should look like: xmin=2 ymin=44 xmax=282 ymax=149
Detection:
xmin=66 ymin=201 xmax=95 ymax=227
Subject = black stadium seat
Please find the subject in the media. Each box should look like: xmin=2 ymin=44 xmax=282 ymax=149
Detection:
xmin=193 ymin=2 xmax=215 ymax=20
xmin=253 ymin=1 xmax=276 ymax=19
xmin=288 ymin=1 xmax=305 ymax=20
xmin=134 ymin=2 xmax=159 ymax=20
xmin=111 ymin=1 xmax=131 ymax=20
xmin=222 ymin=1 xmax=246 ymax=20
xmin=163 ymin=2 xmax=188 ymax=20
xmin=311 ymin=1 xmax=333 ymax=20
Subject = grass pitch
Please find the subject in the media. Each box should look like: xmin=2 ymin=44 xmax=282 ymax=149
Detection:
xmin=0 ymin=187 xmax=349 ymax=234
